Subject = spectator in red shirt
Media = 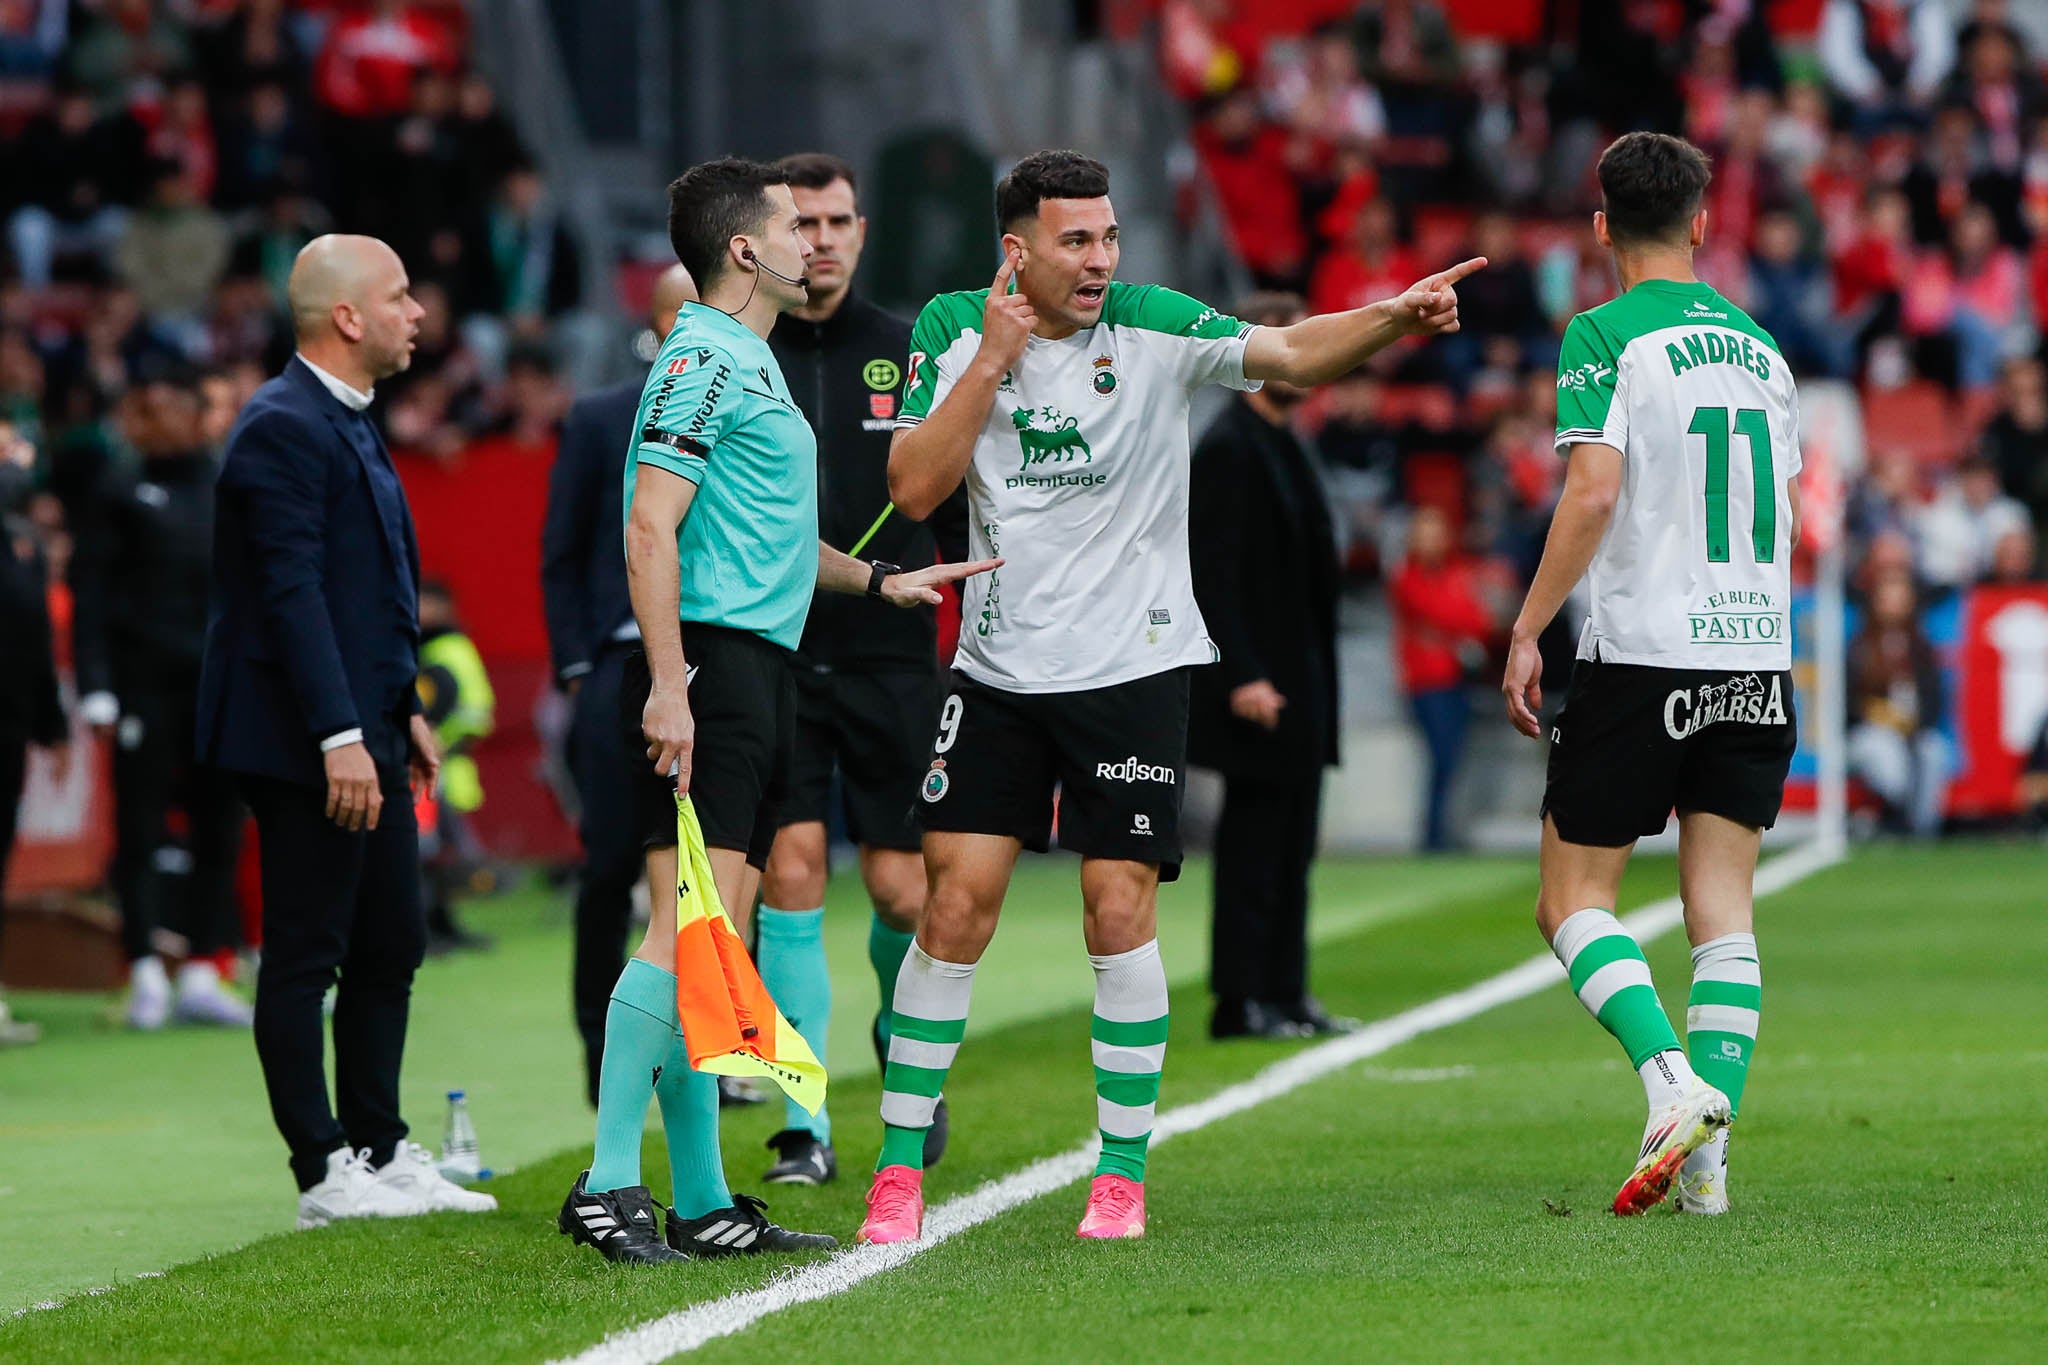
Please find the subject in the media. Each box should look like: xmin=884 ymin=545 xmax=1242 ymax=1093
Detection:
xmin=1390 ymin=505 xmax=1493 ymax=851
xmin=1309 ymin=196 xmax=1418 ymax=319
xmin=1902 ymin=199 xmax=2024 ymax=389
xmin=313 ymin=0 xmax=457 ymax=120
xmin=1192 ymin=85 xmax=1307 ymax=290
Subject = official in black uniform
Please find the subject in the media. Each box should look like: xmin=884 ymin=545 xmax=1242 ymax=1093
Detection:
xmin=0 ymin=421 xmax=69 ymax=1046
xmin=752 ymin=153 xmax=967 ymax=1184
xmin=1187 ymin=292 xmax=1352 ymax=1041
xmin=73 ymin=363 xmax=249 ymax=1030
xmin=542 ymin=263 xmax=702 ymax=1107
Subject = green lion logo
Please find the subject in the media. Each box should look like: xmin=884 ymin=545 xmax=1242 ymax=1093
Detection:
xmin=1010 ymin=405 xmax=1093 ymax=469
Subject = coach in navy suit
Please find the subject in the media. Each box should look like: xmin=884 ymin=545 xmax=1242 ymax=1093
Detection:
xmin=541 ymin=264 xmax=697 ymax=1105
xmin=200 ymin=235 xmax=491 ymax=1223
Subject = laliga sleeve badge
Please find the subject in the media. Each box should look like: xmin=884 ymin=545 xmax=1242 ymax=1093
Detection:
xmin=1090 ymin=353 xmax=1118 ymax=398
xmin=921 ymin=760 xmax=950 ymax=803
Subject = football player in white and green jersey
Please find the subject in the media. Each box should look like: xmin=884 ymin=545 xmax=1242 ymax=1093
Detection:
xmin=855 ymin=149 xmax=1484 ymax=1245
xmin=1503 ymin=132 xmax=1802 ymax=1217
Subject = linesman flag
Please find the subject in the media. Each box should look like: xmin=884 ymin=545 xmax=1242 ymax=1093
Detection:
xmin=671 ymin=794 xmax=827 ymax=1114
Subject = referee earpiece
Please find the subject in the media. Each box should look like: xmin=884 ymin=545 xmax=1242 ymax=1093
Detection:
xmin=738 ymin=245 xmax=810 ymax=290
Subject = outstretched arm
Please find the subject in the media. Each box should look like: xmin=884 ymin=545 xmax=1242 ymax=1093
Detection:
xmin=817 ymin=540 xmax=1001 ymax=606
xmin=1244 ymin=256 xmax=1487 ymax=386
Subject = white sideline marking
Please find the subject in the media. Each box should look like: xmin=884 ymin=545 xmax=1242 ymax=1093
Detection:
xmin=553 ymin=842 xmax=1842 ymax=1365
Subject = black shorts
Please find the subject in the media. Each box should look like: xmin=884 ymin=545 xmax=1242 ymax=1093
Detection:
xmin=915 ymin=668 xmax=1190 ymax=881
xmin=1543 ymin=660 xmax=1797 ymax=847
xmin=776 ymin=665 xmax=943 ymax=852
xmin=620 ymin=623 xmax=793 ymax=868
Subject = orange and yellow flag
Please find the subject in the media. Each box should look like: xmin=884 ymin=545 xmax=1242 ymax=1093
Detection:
xmin=670 ymin=794 xmax=826 ymax=1114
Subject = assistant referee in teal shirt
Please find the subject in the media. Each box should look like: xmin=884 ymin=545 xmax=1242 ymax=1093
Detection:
xmin=557 ymin=158 xmax=995 ymax=1265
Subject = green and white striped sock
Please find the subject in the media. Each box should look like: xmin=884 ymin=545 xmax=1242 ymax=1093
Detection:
xmin=876 ymin=943 xmax=975 ymax=1171
xmin=1090 ymin=940 xmax=1168 ymax=1183
xmin=1551 ymin=908 xmax=1690 ymax=1103
xmin=1687 ymin=932 xmax=1761 ymax=1118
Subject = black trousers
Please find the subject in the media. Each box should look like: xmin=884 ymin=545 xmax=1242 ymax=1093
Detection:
xmin=241 ymin=767 xmax=426 ymax=1190
xmin=0 ymin=736 xmax=24 ymax=951
xmin=1209 ymin=772 xmax=1324 ymax=1006
xmin=112 ymin=679 xmax=244 ymax=961
xmin=566 ymin=646 xmax=645 ymax=1105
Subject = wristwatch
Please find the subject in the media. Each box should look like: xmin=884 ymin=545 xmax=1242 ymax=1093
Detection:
xmin=866 ymin=560 xmax=902 ymax=600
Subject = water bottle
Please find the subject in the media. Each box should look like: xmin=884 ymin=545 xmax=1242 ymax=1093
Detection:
xmin=439 ymin=1090 xmax=485 ymax=1182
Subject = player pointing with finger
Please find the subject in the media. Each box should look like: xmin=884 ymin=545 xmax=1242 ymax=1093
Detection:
xmin=856 ymin=149 xmax=1481 ymax=1245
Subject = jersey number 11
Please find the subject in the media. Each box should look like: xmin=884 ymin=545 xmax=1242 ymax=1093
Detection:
xmin=1688 ymin=405 xmax=1776 ymax=565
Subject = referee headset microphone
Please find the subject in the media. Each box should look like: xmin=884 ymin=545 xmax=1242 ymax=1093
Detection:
xmin=742 ymin=247 xmax=810 ymax=289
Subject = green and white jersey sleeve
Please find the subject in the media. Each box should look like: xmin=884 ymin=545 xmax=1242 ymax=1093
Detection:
xmin=1554 ymin=280 xmax=1802 ymax=671
xmin=897 ymin=280 xmax=1261 ymax=693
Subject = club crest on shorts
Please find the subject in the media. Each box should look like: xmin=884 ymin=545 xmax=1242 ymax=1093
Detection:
xmin=921 ymin=759 xmax=950 ymax=803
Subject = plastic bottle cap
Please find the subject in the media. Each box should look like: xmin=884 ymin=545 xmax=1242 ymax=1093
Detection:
xmin=447 ymin=1090 xmax=465 ymax=1100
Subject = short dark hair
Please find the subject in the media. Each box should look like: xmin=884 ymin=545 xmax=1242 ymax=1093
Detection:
xmin=777 ymin=152 xmax=857 ymax=197
xmin=995 ymin=150 xmax=1111 ymax=232
xmin=1596 ymin=132 xmax=1713 ymax=246
xmin=666 ymin=157 xmax=788 ymax=289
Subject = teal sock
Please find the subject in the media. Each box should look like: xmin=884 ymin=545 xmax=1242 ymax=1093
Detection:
xmin=587 ymin=958 xmax=677 ymax=1193
xmin=867 ymin=913 xmax=916 ymax=1051
xmin=757 ymin=906 xmax=831 ymax=1142
xmin=654 ymin=1028 xmax=732 ymax=1218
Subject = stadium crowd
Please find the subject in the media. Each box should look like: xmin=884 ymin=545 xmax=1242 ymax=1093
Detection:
xmin=1160 ymin=0 xmax=2048 ymax=834
xmin=0 ymin=0 xmax=571 ymax=1037
xmin=9 ymin=0 xmax=2048 ymax=1050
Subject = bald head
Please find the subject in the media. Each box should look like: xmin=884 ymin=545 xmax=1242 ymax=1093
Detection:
xmin=287 ymin=234 xmax=422 ymax=386
xmin=651 ymin=263 xmax=698 ymax=342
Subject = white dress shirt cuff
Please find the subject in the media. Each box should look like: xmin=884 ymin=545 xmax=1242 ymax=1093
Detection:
xmin=320 ymin=728 xmax=365 ymax=753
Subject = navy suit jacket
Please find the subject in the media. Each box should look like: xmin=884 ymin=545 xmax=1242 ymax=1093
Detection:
xmin=540 ymin=378 xmax=637 ymax=686
xmin=197 ymin=357 xmax=422 ymax=787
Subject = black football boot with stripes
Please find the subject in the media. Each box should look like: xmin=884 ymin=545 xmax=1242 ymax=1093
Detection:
xmin=558 ymin=1171 xmax=686 ymax=1264
xmin=665 ymin=1192 xmax=838 ymax=1257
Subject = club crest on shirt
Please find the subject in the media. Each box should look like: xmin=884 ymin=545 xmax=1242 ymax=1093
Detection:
xmin=1090 ymin=353 xmax=1118 ymax=398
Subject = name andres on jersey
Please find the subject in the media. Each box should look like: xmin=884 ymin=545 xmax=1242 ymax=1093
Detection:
xmin=1665 ymin=328 xmax=1772 ymax=382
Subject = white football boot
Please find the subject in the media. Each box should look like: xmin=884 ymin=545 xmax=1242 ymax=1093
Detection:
xmin=1613 ymin=1078 xmax=1730 ymax=1215
xmin=126 ymin=955 xmax=172 ymax=1031
xmin=298 ymin=1148 xmax=430 ymax=1229
xmin=173 ymin=960 xmax=254 ymax=1026
xmin=372 ymin=1141 xmax=498 ymax=1214
xmin=1675 ymin=1128 xmax=1731 ymax=1215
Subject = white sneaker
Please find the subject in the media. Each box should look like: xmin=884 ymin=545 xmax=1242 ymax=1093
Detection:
xmin=373 ymin=1141 xmax=498 ymax=1214
xmin=0 ymin=996 xmax=41 ymax=1047
xmin=1676 ymin=1129 xmax=1731 ymax=1215
xmin=1612 ymin=1079 xmax=1731 ymax=1216
xmin=126 ymin=956 xmax=172 ymax=1031
xmin=173 ymin=960 xmax=254 ymax=1027
xmin=298 ymin=1148 xmax=430 ymax=1229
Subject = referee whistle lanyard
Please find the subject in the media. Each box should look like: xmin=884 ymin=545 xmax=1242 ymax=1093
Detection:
xmin=669 ymin=794 xmax=827 ymax=1113
xmin=847 ymin=501 xmax=894 ymax=559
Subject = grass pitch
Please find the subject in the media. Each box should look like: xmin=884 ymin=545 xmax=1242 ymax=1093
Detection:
xmin=2 ymin=844 xmax=2042 ymax=1363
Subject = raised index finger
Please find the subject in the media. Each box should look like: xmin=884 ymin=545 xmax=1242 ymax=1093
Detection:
xmin=1432 ymin=256 xmax=1488 ymax=288
xmin=992 ymin=251 xmax=1017 ymax=292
